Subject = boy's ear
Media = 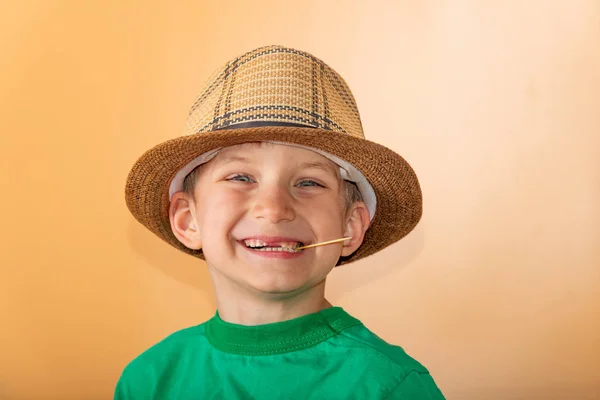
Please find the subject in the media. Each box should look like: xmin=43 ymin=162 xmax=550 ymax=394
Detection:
xmin=341 ymin=201 xmax=370 ymax=257
xmin=169 ymin=192 xmax=202 ymax=250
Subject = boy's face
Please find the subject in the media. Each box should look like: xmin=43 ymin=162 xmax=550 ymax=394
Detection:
xmin=169 ymin=143 xmax=369 ymax=298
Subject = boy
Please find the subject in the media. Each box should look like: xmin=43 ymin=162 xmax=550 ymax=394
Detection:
xmin=117 ymin=45 xmax=445 ymax=399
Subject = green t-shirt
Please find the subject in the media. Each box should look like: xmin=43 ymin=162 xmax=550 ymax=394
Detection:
xmin=115 ymin=307 xmax=445 ymax=399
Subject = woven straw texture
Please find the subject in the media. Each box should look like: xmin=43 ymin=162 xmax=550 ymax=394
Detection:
xmin=125 ymin=45 xmax=422 ymax=265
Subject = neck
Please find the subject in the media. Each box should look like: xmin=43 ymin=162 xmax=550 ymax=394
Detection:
xmin=208 ymin=267 xmax=333 ymax=325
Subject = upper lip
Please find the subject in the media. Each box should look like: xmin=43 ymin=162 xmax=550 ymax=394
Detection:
xmin=239 ymin=235 xmax=310 ymax=246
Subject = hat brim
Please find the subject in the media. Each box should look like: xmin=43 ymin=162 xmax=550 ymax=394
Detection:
xmin=125 ymin=126 xmax=422 ymax=265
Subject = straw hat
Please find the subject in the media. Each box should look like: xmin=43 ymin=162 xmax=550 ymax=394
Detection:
xmin=125 ymin=45 xmax=422 ymax=265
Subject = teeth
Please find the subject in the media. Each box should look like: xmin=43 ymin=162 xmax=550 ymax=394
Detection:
xmin=253 ymin=246 xmax=300 ymax=253
xmin=243 ymin=239 xmax=303 ymax=252
xmin=244 ymin=239 xmax=269 ymax=248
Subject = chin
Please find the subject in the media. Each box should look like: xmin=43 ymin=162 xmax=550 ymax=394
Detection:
xmin=245 ymin=276 xmax=316 ymax=297
xmin=249 ymin=282 xmax=307 ymax=296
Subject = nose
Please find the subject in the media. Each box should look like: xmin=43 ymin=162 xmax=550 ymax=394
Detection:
xmin=250 ymin=183 xmax=295 ymax=223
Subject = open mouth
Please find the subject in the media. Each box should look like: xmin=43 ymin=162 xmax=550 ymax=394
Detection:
xmin=242 ymin=239 xmax=304 ymax=253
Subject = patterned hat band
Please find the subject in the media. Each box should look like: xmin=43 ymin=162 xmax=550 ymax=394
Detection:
xmin=168 ymin=138 xmax=377 ymax=221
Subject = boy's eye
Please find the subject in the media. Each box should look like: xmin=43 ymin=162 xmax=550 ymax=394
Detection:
xmin=296 ymin=180 xmax=324 ymax=188
xmin=225 ymin=175 xmax=324 ymax=187
xmin=227 ymin=174 xmax=254 ymax=183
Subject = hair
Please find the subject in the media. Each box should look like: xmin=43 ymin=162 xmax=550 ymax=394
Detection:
xmin=182 ymin=165 xmax=363 ymax=212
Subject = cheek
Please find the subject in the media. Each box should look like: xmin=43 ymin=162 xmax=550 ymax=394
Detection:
xmin=303 ymin=202 xmax=346 ymax=235
xmin=198 ymin=192 xmax=244 ymax=231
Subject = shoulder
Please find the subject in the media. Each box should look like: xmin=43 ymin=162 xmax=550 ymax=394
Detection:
xmin=129 ymin=323 xmax=206 ymax=366
xmin=114 ymin=323 xmax=207 ymax=398
xmin=330 ymin=323 xmax=445 ymax=398
xmin=336 ymin=323 xmax=429 ymax=374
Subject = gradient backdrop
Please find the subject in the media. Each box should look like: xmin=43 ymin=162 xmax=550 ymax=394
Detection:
xmin=1 ymin=1 xmax=599 ymax=399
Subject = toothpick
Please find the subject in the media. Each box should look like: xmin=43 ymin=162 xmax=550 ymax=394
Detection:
xmin=296 ymin=237 xmax=352 ymax=250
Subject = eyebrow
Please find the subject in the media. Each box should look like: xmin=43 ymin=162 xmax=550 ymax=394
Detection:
xmin=212 ymin=155 xmax=252 ymax=168
xmin=213 ymin=156 xmax=338 ymax=176
xmin=297 ymin=161 xmax=338 ymax=175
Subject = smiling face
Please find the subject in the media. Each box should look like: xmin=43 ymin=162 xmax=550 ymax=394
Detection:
xmin=169 ymin=142 xmax=370 ymax=300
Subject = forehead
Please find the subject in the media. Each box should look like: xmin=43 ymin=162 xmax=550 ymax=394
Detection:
xmin=212 ymin=142 xmax=340 ymax=175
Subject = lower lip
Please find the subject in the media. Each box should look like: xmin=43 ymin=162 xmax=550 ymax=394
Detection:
xmin=239 ymin=242 xmax=305 ymax=259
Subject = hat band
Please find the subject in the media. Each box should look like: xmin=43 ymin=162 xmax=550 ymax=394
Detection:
xmin=214 ymin=121 xmax=317 ymax=130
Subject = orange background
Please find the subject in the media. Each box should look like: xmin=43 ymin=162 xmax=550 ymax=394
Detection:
xmin=1 ymin=1 xmax=599 ymax=399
